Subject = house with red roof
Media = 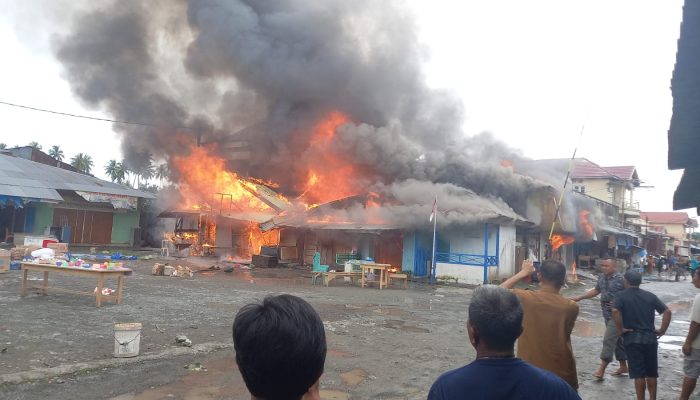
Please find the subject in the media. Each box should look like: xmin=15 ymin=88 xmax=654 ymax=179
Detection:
xmin=570 ymin=158 xmax=642 ymax=231
xmin=640 ymin=211 xmax=698 ymax=255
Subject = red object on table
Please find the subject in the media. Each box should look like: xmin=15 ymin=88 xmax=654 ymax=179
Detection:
xmin=42 ymin=239 xmax=58 ymax=248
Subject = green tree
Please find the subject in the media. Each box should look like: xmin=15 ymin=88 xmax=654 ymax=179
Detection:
xmin=70 ymin=153 xmax=94 ymax=174
xmin=104 ymin=160 xmax=128 ymax=184
xmin=155 ymin=163 xmax=169 ymax=187
xmin=104 ymin=159 xmax=119 ymax=182
xmin=48 ymin=145 xmax=64 ymax=162
xmin=28 ymin=141 xmax=42 ymax=150
xmin=128 ymin=154 xmax=154 ymax=187
xmin=0 ymin=143 xmax=6 ymax=150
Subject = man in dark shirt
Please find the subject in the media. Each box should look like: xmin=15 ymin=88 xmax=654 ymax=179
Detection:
xmin=613 ymin=270 xmax=672 ymax=400
xmin=232 ymin=294 xmax=326 ymax=400
xmin=571 ymin=258 xmax=628 ymax=379
xmin=428 ymin=285 xmax=580 ymax=400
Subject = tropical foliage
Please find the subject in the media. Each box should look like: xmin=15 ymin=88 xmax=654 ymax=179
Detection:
xmin=48 ymin=145 xmax=64 ymax=162
xmin=70 ymin=153 xmax=94 ymax=174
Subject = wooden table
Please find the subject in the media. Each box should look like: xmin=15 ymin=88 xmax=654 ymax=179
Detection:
xmin=20 ymin=262 xmax=132 ymax=307
xmin=361 ymin=263 xmax=391 ymax=289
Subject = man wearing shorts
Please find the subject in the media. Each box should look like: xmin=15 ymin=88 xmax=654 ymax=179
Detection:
xmin=571 ymin=258 xmax=628 ymax=379
xmin=612 ymin=270 xmax=672 ymax=400
xmin=680 ymin=268 xmax=700 ymax=400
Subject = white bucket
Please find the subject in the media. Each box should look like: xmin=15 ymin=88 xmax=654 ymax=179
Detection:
xmin=114 ymin=323 xmax=142 ymax=358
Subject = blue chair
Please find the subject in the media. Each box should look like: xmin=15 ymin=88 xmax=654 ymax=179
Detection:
xmin=311 ymin=252 xmax=329 ymax=285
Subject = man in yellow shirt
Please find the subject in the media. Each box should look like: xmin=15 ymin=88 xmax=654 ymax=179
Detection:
xmin=500 ymin=259 xmax=579 ymax=390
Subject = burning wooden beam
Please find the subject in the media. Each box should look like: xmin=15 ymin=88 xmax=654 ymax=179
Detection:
xmin=239 ymin=178 xmax=290 ymax=212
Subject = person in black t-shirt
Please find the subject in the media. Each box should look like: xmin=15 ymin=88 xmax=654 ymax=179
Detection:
xmin=428 ymin=285 xmax=580 ymax=400
xmin=612 ymin=270 xmax=672 ymax=400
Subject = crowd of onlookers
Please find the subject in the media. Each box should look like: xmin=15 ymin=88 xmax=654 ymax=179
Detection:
xmin=226 ymin=256 xmax=700 ymax=400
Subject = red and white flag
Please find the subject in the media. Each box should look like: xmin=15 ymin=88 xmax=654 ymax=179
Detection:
xmin=429 ymin=195 xmax=437 ymax=222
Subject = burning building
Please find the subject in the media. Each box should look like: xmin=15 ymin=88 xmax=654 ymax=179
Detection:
xmin=52 ymin=0 xmax=630 ymax=281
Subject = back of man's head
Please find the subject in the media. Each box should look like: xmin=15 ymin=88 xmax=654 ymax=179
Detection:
xmin=233 ymin=294 xmax=326 ymax=400
xmin=468 ymin=285 xmax=523 ymax=352
xmin=538 ymin=260 xmax=567 ymax=288
xmin=624 ymin=270 xmax=642 ymax=287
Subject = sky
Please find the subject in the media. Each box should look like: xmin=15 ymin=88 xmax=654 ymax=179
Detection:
xmin=0 ymin=0 xmax=692 ymax=216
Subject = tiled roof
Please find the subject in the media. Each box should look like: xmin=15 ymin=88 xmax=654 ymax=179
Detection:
xmin=571 ymin=159 xmax=637 ymax=181
xmin=640 ymin=211 xmax=691 ymax=225
xmin=602 ymin=166 xmax=636 ymax=181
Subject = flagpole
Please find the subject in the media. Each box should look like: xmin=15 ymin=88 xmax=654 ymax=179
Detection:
xmin=431 ymin=196 xmax=438 ymax=283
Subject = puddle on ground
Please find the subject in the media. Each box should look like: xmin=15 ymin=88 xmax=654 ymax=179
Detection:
xmin=341 ymin=368 xmax=367 ymax=386
xmin=319 ymin=390 xmax=350 ymax=400
xmin=659 ymin=335 xmax=686 ymax=343
xmin=667 ymin=300 xmax=692 ymax=313
xmin=108 ymin=354 xmax=248 ymax=400
xmin=572 ymin=319 xmax=606 ymax=337
xmin=673 ymin=320 xmax=690 ymax=325
xmin=328 ymin=349 xmax=355 ymax=358
xmin=660 ymin=343 xmax=682 ymax=351
xmin=109 ymin=354 xmax=349 ymax=400
xmin=373 ymin=307 xmax=403 ymax=316
xmin=383 ymin=319 xmax=429 ymax=333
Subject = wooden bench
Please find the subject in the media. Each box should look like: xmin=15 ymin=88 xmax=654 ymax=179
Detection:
xmin=323 ymin=271 xmax=362 ymax=286
xmin=387 ymin=273 xmax=408 ymax=289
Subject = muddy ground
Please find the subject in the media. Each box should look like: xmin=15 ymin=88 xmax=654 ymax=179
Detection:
xmin=0 ymin=254 xmax=697 ymax=400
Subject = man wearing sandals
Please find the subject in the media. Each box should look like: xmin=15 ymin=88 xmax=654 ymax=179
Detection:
xmin=571 ymin=258 xmax=629 ymax=379
xmin=612 ymin=270 xmax=671 ymax=400
xmin=680 ymin=268 xmax=700 ymax=400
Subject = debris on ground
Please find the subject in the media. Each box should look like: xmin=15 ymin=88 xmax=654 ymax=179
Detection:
xmin=152 ymin=263 xmax=165 ymax=276
xmin=93 ymin=287 xmax=115 ymax=295
xmin=175 ymin=335 xmax=193 ymax=347
xmin=184 ymin=362 xmax=207 ymax=372
xmin=223 ymin=266 xmax=234 ymax=273
xmin=172 ymin=265 xmax=193 ymax=278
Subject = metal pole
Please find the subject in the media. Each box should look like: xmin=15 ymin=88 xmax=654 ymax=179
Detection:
xmin=483 ymin=223 xmax=489 ymax=284
xmin=495 ymin=224 xmax=500 ymax=265
xmin=431 ymin=207 xmax=437 ymax=283
xmin=413 ymin=231 xmax=418 ymax=276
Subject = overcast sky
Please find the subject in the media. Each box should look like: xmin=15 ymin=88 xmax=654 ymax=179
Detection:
xmin=0 ymin=0 xmax=691 ymax=215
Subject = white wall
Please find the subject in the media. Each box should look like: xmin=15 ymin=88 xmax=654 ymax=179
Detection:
xmin=435 ymin=223 xmax=516 ymax=285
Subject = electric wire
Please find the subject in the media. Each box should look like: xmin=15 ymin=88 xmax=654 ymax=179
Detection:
xmin=0 ymin=100 xmax=195 ymax=131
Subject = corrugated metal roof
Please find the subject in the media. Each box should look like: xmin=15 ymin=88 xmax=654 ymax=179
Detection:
xmin=0 ymin=154 xmax=155 ymax=200
xmin=0 ymin=184 xmax=62 ymax=201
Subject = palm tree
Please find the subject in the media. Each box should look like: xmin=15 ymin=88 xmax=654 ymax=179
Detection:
xmin=105 ymin=160 xmax=128 ymax=184
xmin=115 ymin=161 xmax=127 ymax=184
xmin=105 ymin=160 xmax=119 ymax=182
xmin=155 ymin=163 xmax=169 ymax=187
xmin=70 ymin=153 xmax=94 ymax=174
xmin=48 ymin=145 xmax=64 ymax=162
xmin=127 ymin=154 xmax=154 ymax=187
xmin=28 ymin=141 xmax=42 ymax=150
xmin=0 ymin=143 xmax=6 ymax=150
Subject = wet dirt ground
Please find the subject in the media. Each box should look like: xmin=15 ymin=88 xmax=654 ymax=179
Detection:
xmin=1 ymin=257 xmax=698 ymax=399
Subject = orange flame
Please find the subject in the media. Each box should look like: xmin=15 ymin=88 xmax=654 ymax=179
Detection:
xmin=579 ymin=210 xmax=594 ymax=238
xmin=550 ymin=234 xmax=575 ymax=251
xmin=244 ymin=222 xmax=279 ymax=256
xmin=171 ymin=146 xmax=273 ymax=212
xmin=297 ymin=111 xmax=370 ymax=205
xmin=571 ymin=261 xmax=578 ymax=282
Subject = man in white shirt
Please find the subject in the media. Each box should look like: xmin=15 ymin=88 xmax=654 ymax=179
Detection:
xmin=680 ymin=268 xmax=700 ymax=400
